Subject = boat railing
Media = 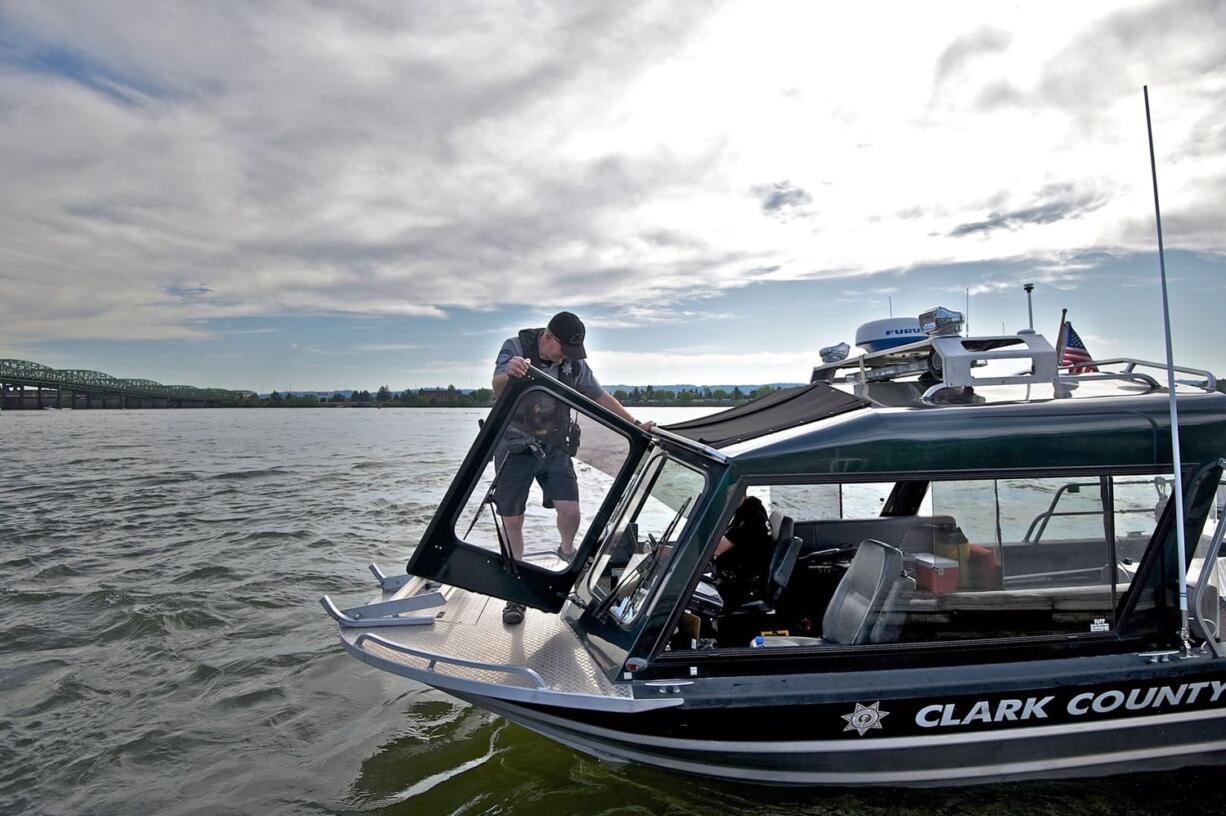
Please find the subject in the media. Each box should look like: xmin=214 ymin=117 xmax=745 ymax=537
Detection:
xmin=353 ymin=632 xmax=549 ymax=689
xmin=319 ymin=593 xmax=444 ymax=627
xmin=1059 ymin=358 xmax=1217 ymax=391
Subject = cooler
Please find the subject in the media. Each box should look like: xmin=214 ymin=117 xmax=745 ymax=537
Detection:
xmin=914 ymin=553 xmax=959 ymax=594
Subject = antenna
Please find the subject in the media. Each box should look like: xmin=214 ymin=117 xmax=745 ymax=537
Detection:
xmin=1145 ymin=85 xmax=1191 ymax=653
xmin=965 ymin=287 xmax=970 ymax=336
xmin=888 ymin=295 xmax=893 ymax=317
xmin=1023 ymin=283 xmax=1035 ymax=331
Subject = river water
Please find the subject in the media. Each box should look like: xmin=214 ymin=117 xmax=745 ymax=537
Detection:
xmin=2 ymin=408 xmax=1223 ymax=815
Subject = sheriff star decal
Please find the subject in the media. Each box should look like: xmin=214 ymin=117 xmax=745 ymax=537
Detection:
xmin=561 ymin=361 xmax=573 ymax=377
xmin=842 ymin=701 xmax=889 ymax=736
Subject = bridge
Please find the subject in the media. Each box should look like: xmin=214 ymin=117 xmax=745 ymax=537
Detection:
xmin=0 ymin=359 xmax=255 ymax=410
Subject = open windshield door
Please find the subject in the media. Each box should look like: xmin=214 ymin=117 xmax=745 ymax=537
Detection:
xmin=406 ymin=368 xmax=653 ymax=612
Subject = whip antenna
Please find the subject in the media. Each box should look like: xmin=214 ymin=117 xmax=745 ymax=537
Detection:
xmin=1144 ymin=85 xmax=1191 ymax=652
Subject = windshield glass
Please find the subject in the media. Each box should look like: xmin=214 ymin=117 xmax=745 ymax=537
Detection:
xmin=453 ymin=386 xmax=633 ymax=573
xmin=587 ymin=453 xmax=707 ymax=626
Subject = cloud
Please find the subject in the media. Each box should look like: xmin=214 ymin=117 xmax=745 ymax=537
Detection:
xmin=353 ymin=343 xmax=420 ymax=352
xmin=754 ymin=180 xmax=813 ymax=218
xmin=950 ymin=185 xmax=1107 ymax=238
xmin=590 ymin=348 xmax=818 ymax=385
xmin=933 ymin=26 xmax=1012 ymax=87
xmin=1 ymin=0 xmax=1225 ymax=353
xmin=589 ymin=304 xmax=733 ymax=328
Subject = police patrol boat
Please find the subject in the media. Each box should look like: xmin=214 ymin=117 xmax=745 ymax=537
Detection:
xmin=322 ymin=308 xmax=1226 ymax=786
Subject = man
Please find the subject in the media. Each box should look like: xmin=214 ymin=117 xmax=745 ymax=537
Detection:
xmin=711 ymin=495 xmax=774 ymax=608
xmin=492 ymin=310 xmax=651 ymax=625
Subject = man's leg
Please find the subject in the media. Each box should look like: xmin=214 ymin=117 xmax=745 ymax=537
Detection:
xmin=553 ymin=501 xmax=580 ymax=557
xmin=539 ymin=448 xmax=582 ymax=559
xmin=500 ymin=513 xmax=525 ymax=560
xmin=493 ymin=447 xmax=535 ymax=562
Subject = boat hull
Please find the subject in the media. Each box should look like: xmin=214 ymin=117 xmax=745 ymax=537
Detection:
xmin=454 ymin=667 xmax=1226 ymax=786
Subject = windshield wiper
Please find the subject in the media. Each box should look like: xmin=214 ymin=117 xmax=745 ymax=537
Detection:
xmin=659 ymin=496 xmax=693 ymax=547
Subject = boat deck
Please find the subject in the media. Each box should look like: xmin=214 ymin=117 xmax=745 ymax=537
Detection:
xmin=340 ymin=585 xmax=630 ymax=699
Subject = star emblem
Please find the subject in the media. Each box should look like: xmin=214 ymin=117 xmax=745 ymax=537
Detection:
xmin=561 ymin=361 xmax=573 ymax=377
xmin=841 ymin=701 xmax=889 ymax=736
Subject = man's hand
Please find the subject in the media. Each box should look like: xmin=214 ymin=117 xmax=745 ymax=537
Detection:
xmin=638 ymin=420 xmax=657 ymax=431
xmin=505 ymin=356 xmax=530 ymax=377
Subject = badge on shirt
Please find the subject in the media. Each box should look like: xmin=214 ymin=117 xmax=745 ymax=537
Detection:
xmin=561 ymin=361 xmax=573 ymax=377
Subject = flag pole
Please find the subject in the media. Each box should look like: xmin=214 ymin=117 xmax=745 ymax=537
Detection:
xmin=1144 ymin=85 xmax=1191 ymax=653
xmin=1055 ymin=308 xmax=1068 ymax=359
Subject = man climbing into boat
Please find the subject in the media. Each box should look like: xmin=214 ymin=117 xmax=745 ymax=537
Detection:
xmin=492 ymin=311 xmax=651 ymax=625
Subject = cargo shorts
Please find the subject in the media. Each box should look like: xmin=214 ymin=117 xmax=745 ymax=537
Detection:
xmin=493 ymin=442 xmax=579 ymax=516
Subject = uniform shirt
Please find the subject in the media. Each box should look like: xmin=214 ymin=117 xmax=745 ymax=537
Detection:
xmin=713 ymin=496 xmax=774 ymax=606
xmin=494 ymin=336 xmax=605 ymax=401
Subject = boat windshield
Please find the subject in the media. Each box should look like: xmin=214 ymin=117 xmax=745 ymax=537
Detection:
xmin=587 ymin=453 xmax=707 ymax=626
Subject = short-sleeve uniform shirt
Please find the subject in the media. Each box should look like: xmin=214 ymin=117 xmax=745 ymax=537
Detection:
xmin=494 ymin=336 xmax=605 ymax=401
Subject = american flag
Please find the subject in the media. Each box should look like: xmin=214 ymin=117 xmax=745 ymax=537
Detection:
xmin=1059 ymin=321 xmax=1098 ymax=374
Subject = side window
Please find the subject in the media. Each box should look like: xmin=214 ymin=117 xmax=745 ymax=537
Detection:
xmin=453 ymin=387 xmax=631 ymax=573
xmin=1112 ymin=474 xmax=1174 ymax=562
xmin=671 ymin=473 xmax=1172 ymax=653
xmin=757 ymin=482 xmax=895 ymax=520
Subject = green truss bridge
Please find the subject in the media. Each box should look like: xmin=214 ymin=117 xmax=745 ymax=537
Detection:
xmin=0 ymin=359 xmax=255 ymax=410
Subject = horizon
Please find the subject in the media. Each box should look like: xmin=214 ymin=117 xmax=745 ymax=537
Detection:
xmin=2 ymin=2 xmax=1224 ymax=391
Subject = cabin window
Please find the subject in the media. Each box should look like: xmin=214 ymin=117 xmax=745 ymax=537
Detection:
xmin=674 ymin=472 xmax=1176 ymax=652
xmin=452 ymin=386 xmax=632 ymax=573
xmin=761 ymin=482 xmax=895 ymax=520
xmin=587 ymin=454 xmax=706 ymax=626
xmin=1190 ymin=483 xmax=1226 ymax=652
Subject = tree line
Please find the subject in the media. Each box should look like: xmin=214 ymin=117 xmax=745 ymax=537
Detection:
xmin=242 ymin=383 xmax=777 ymax=407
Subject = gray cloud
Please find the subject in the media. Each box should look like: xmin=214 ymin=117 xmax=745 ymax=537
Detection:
xmin=1037 ymin=0 xmax=1226 ymax=117
xmin=950 ymin=185 xmax=1107 ymax=238
xmin=754 ymin=180 xmax=812 ymax=218
xmin=0 ymin=0 xmax=742 ymax=342
xmin=973 ymin=80 xmax=1026 ymax=111
xmin=933 ymin=26 xmax=1012 ymax=87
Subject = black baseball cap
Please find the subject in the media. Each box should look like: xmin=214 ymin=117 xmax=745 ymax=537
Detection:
xmin=547 ymin=311 xmax=587 ymax=359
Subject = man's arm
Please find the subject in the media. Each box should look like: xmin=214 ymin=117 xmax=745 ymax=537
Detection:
xmin=492 ymin=339 xmax=528 ymax=396
xmin=596 ymin=392 xmax=655 ymax=430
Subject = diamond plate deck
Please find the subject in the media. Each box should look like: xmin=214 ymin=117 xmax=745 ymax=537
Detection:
xmin=341 ymin=585 xmax=630 ymax=698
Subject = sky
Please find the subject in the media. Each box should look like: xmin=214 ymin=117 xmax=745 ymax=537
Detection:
xmin=1 ymin=0 xmax=1224 ymax=392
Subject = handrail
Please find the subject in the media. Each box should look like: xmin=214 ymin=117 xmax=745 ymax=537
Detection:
xmin=1023 ymin=477 xmax=1169 ymax=544
xmin=354 ymin=632 xmax=548 ymax=689
xmin=369 ymin=563 xmax=415 ymax=592
xmin=1059 ymin=371 xmax=1163 ymax=390
xmin=319 ymin=595 xmax=436 ymax=627
xmin=1062 ymin=358 xmax=1217 ymax=391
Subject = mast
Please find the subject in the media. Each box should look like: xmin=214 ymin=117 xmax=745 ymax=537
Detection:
xmin=1144 ymin=85 xmax=1191 ymax=651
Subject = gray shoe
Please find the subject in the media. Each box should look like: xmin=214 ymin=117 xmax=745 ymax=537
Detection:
xmin=502 ymin=601 xmax=525 ymax=626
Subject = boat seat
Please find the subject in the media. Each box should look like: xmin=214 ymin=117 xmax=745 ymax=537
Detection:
xmin=761 ymin=538 xmax=913 ymax=648
xmin=823 ymin=538 xmax=913 ymax=644
xmin=763 ymin=514 xmax=801 ymax=608
xmin=725 ymin=514 xmax=801 ymax=616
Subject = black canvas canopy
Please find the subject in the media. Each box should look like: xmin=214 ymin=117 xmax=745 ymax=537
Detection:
xmin=662 ymin=382 xmax=868 ymax=449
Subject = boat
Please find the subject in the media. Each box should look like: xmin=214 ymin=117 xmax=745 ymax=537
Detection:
xmin=322 ymin=309 xmax=1226 ymax=786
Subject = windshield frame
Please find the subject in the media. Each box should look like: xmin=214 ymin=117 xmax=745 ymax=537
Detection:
xmin=575 ymin=447 xmax=712 ymax=629
xmin=406 ymin=368 xmax=654 ymax=612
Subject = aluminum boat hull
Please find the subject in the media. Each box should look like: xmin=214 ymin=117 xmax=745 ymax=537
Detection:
xmin=457 ymin=680 xmax=1226 ymax=786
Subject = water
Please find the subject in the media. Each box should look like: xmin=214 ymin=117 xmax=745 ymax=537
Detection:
xmin=1 ymin=408 xmax=1221 ymax=815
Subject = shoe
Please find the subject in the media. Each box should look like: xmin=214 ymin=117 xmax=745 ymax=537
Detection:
xmin=502 ymin=601 xmax=525 ymax=626
xmin=555 ymin=545 xmax=577 ymax=561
